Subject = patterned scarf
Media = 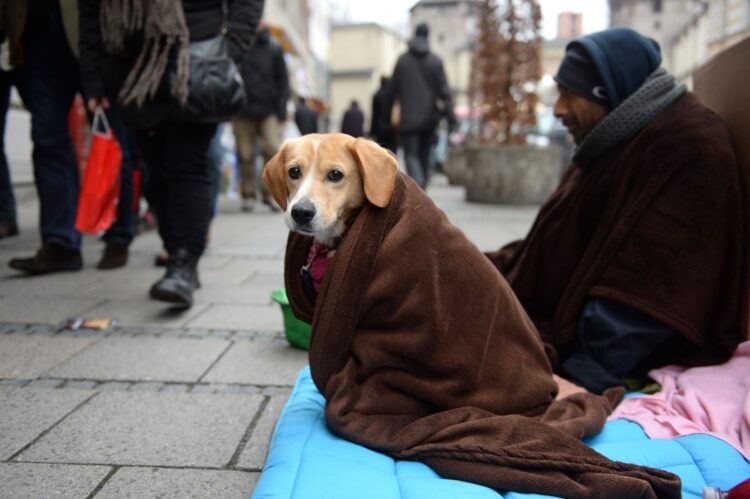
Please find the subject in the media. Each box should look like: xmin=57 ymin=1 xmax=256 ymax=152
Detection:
xmin=100 ymin=0 xmax=190 ymax=107
xmin=572 ymin=68 xmax=687 ymax=168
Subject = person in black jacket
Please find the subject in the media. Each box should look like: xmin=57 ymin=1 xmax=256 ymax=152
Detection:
xmin=233 ymin=23 xmax=288 ymax=212
xmin=78 ymin=0 xmax=263 ymax=308
xmin=340 ymin=100 xmax=364 ymax=138
xmin=386 ymin=23 xmax=456 ymax=189
xmin=370 ymin=76 xmax=397 ymax=153
xmin=294 ymin=96 xmax=318 ymax=135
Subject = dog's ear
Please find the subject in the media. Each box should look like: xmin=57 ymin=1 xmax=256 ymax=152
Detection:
xmin=348 ymin=138 xmax=399 ymax=208
xmin=262 ymin=143 xmax=290 ymax=210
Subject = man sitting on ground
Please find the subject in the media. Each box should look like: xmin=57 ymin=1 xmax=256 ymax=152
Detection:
xmin=486 ymin=27 xmax=744 ymax=394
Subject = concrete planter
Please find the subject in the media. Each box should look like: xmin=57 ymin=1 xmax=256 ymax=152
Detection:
xmin=456 ymin=144 xmax=561 ymax=204
xmin=443 ymin=146 xmax=470 ymax=186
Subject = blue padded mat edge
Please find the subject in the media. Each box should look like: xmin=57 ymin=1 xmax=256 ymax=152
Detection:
xmin=252 ymin=367 xmax=750 ymax=499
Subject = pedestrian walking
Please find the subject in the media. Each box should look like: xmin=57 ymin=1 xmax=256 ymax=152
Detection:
xmin=294 ymin=96 xmax=318 ymax=135
xmin=233 ymin=22 xmax=288 ymax=212
xmin=370 ymin=76 xmax=397 ymax=153
xmin=3 ymin=0 xmax=84 ymax=274
xmin=340 ymin=100 xmax=364 ymax=138
xmin=78 ymin=0 xmax=264 ymax=307
xmin=386 ymin=23 xmax=456 ymax=189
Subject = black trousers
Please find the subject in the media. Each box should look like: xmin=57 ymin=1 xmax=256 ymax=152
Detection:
xmin=136 ymin=121 xmax=218 ymax=258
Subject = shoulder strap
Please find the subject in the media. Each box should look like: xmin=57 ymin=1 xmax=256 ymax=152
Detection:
xmin=413 ymin=54 xmax=437 ymax=95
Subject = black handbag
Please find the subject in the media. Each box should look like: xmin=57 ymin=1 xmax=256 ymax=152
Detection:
xmin=170 ymin=34 xmax=246 ymax=122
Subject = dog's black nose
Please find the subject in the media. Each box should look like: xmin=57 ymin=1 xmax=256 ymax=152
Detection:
xmin=291 ymin=202 xmax=315 ymax=225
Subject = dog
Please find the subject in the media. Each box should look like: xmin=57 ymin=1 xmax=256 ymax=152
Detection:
xmin=261 ymin=133 xmax=399 ymax=248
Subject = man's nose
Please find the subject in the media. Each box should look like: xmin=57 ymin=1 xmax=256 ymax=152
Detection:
xmin=553 ymin=97 xmax=567 ymax=119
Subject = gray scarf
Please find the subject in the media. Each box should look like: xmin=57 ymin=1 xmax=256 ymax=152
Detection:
xmin=572 ymin=68 xmax=686 ymax=168
xmin=100 ymin=0 xmax=190 ymax=107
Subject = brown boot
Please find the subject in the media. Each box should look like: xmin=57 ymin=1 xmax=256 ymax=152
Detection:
xmin=97 ymin=243 xmax=129 ymax=270
xmin=9 ymin=243 xmax=82 ymax=275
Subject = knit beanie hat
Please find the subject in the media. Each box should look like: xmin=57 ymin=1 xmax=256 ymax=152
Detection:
xmin=556 ymin=27 xmax=662 ymax=109
xmin=553 ymin=44 xmax=609 ymax=107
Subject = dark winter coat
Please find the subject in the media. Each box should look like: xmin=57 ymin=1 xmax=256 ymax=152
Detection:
xmin=387 ymin=35 xmax=456 ymax=133
xmin=486 ymin=93 xmax=744 ymax=373
xmin=370 ymin=83 xmax=396 ymax=148
xmin=340 ymin=104 xmax=364 ymax=137
xmin=238 ymin=27 xmax=289 ymax=119
xmin=294 ymin=101 xmax=318 ymax=135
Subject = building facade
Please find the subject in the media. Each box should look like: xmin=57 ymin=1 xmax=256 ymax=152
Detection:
xmin=558 ymin=12 xmax=583 ymax=39
xmin=670 ymin=0 xmax=750 ymax=82
xmin=263 ymin=0 xmax=331 ymax=110
xmin=609 ymin=0 xmax=750 ymax=83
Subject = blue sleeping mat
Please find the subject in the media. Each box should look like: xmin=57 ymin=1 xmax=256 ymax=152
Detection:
xmin=252 ymin=367 xmax=750 ymax=499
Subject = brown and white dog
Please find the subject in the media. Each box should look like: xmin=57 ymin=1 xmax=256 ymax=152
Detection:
xmin=261 ymin=133 xmax=399 ymax=248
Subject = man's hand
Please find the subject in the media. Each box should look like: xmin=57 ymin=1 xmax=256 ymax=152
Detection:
xmin=87 ymin=96 xmax=110 ymax=113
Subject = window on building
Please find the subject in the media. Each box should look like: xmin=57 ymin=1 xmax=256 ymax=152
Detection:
xmin=652 ymin=0 xmax=663 ymax=13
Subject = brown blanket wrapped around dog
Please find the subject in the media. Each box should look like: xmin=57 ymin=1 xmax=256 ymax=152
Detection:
xmin=285 ymin=173 xmax=680 ymax=498
xmin=487 ymin=93 xmax=744 ymax=370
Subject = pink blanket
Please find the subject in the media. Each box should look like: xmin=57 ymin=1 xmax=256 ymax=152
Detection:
xmin=610 ymin=341 xmax=750 ymax=460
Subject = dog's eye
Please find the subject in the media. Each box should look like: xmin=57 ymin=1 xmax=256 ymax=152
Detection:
xmin=288 ymin=167 xmax=301 ymax=180
xmin=328 ymin=170 xmax=344 ymax=182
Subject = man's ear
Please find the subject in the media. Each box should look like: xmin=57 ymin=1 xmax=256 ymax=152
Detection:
xmin=347 ymin=138 xmax=399 ymax=208
xmin=262 ymin=142 xmax=290 ymax=210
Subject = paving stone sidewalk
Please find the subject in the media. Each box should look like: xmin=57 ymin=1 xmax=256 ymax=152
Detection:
xmin=0 ymin=173 xmax=538 ymax=499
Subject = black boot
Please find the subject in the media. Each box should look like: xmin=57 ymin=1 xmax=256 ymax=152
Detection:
xmin=149 ymin=248 xmax=200 ymax=308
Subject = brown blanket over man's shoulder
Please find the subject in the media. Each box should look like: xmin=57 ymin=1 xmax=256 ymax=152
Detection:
xmin=285 ymin=173 xmax=681 ymax=498
xmin=487 ymin=93 xmax=744 ymax=369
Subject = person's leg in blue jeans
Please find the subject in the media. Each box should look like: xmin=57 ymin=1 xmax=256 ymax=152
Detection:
xmin=402 ymin=132 xmax=426 ymax=189
xmin=8 ymin=0 xmax=82 ymax=274
xmin=0 ymin=70 xmax=18 ymax=237
xmin=417 ymin=130 xmax=434 ymax=188
xmin=98 ymin=104 xmax=136 ymax=269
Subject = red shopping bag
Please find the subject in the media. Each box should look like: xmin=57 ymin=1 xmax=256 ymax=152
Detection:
xmin=75 ymin=108 xmax=122 ymax=234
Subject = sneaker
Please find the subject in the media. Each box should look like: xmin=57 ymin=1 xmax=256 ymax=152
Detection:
xmin=149 ymin=248 xmax=200 ymax=308
xmin=97 ymin=243 xmax=129 ymax=270
xmin=9 ymin=243 xmax=82 ymax=275
xmin=241 ymin=198 xmax=255 ymax=212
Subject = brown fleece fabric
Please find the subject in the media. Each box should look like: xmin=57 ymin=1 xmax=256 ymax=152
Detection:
xmin=285 ymin=173 xmax=680 ymax=498
xmin=487 ymin=93 xmax=744 ymax=370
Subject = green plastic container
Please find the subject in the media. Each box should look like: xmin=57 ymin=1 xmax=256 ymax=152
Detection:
xmin=271 ymin=288 xmax=312 ymax=350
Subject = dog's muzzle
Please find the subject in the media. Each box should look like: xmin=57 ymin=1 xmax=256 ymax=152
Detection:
xmin=291 ymin=200 xmax=316 ymax=227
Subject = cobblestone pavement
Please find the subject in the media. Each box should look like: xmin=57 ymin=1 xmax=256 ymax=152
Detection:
xmin=0 ymin=173 xmax=538 ymax=498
